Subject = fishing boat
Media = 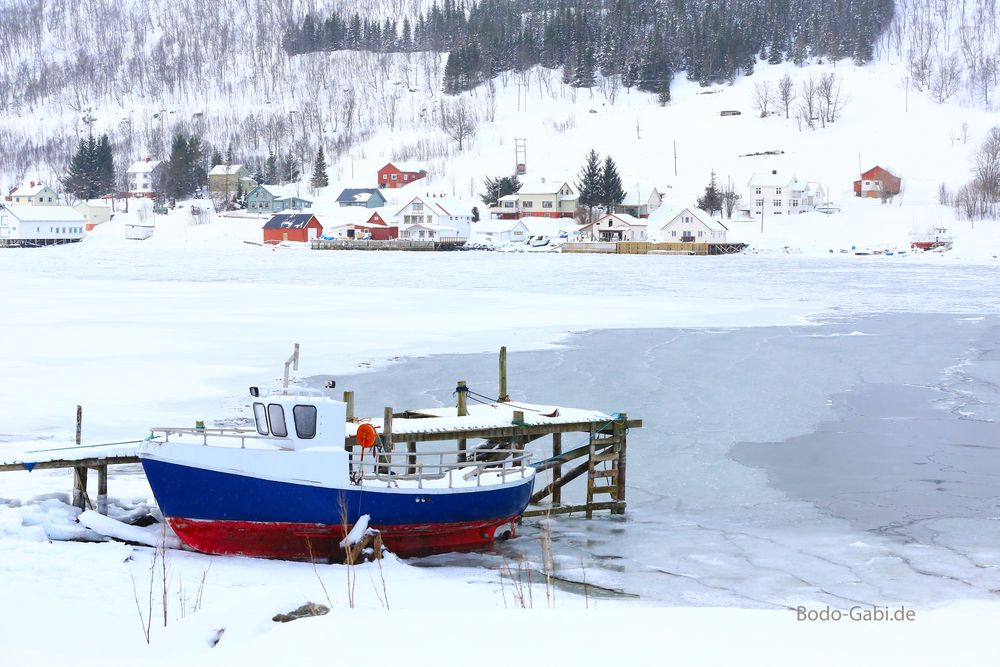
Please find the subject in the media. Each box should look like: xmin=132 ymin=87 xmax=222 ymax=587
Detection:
xmin=138 ymin=387 xmax=535 ymax=560
xmin=910 ymin=226 xmax=953 ymax=251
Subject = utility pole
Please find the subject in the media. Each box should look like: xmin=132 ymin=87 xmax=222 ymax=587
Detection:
xmin=673 ymin=141 xmax=678 ymax=177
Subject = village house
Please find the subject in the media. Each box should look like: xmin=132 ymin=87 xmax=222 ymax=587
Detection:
xmin=126 ymin=158 xmax=166 ymax=199
xmin=469 ymin=219 xmax=530 ymax=245
xmin=745 ymin=170 xmax=825 ymax=218
xmin=8 ymin=181 xmax=59 ymax=206
xmin=578 ymin=212 xmax=648 ymax=241
xmin=73 ymin=200 xmax=113 ymax=230
xmin=378 ymin=162 xmax=427 ymax=189
xmin=493 ymin=178 xmax=579 ymax=220
xmin=261 ymin=212 xmax=323 ymax=244
xmin=653 ymin=206 xmax=729 ymax=243
xmin=320 ymin=209 xmax=397 ymax=240
xmin=246 ymin=184 xmax=313 ymax=214
xmin=614 ymin=187 xmax=664 ymax=218
xmin=0 ymin=205 xmax=87 ymax=247
xmin=336 ymin=188 xmax=388 ymax=209
xmin=208 ymin=164 xmax=254 ymax=197
xmin=393 ymin=194 xmax=472 ymax=239
xmin=854 ymin=166 xmax=901 ymax=198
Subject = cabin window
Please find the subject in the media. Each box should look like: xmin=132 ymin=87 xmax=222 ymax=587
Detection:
xmin=293 ymin=405 xmax=317 ymax=439
xmin=253 ymin=402 xmax=269 ymax=435
xmin=267 ymin=404 xmax=288 ymax=437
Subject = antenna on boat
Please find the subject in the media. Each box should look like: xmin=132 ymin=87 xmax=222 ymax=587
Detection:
xmin=282 ymin=343 xmax=300 ymax=392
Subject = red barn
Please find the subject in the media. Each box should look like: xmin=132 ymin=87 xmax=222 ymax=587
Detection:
xmin=378 ymin=162 xmax=427 ymax=189
xmin=361 ymin=211 xmax=398 ymax=240
xmin=262 ymin=213 xmax=322 ymax=244
xmin=854 ymin=166 xmax=901 ymax=198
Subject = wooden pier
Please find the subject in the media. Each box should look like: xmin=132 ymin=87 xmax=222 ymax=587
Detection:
xmin=311 ymin=238 xmax=466 ymax=251
xmin=562 ymin=241 xmax=747 ymax=255
xmin=1 ymin=347 xmax=641 ymax=525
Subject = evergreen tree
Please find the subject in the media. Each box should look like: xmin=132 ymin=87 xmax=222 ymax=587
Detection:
xmin=62 ymin=137 xmax=97 ymax=201
xmin=94 ymin=134 xmax=115 ymax=196
xmin=479 ymin=174 xmax=522 ymax=206
xmin=576 ymin=149 xmax=602 ymax=222
xmin=234 ymin=180 xmax=244 ymax=208
xmin=600 ymin=156 xmax=625 ymax=212
xmin=211 ymin=149 xmax=224 ymax=167
xmin=264 ymin=151 xmax=278 ymax=183
xmin=310 ymin=146 xmax=329 ymax=188
xmin=696 ymin=170 xmax=723 ymax=216
xmin=225 ymin=144 xmax=234 ymax=164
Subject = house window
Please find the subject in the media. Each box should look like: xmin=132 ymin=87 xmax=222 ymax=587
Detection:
xmin=403 ymin=174 xmax=409 ymax=181
xmin=412 ymin=202 xmax=423 ymax=212
xmin=391 ymin=174 xmax=398 ymax=180
xmin=791 ymin=199 xmax=799 ymax=208
xmin=38 ymin=197 xmax=43 ymax=203
xmin=773 ymin=200 xmax=782 ymax=207
xmin=503 ymin=201 xmax=515 ymax=208
xmin=542 ymin=201 xmax=553 ymax=208
xmin=754 ymin=187 xmax=762 ymax=195
xmin=671 ymin=230 xmax=677 ymax=237
xmin=522 ymin=200 xmax=533 ymax=208
xmin=697 ymin=231 xmax=703 ymax=237
xmin=775 ymin=188 xmax=782 ymax=195
xmin=755 ymin=199 xmax=763 ymax=207
xmin=419 ymin=230 xmax=425 ymax=238
xmin=383 ymin=174 xmax=388 ymax=180
xmin=513 ymin=230 xmax=524 ymax=236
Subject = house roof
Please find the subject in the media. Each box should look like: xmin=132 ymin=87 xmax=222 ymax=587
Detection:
xmin=2 ymin=205 xmax=85 ymax=223
xmin=382 ymin=162 xmax=426 ymax=174
xmin=252 ymin=184 xmax=313 ymax=203
xmin=652 ymin=206 xmax=729 ymax=232
xmin=747 ymin=171 xmax=797 ymax=187
xmin=336 ymin=188 xmax=384 ymax=204
xmin=394 ymin=195 xmax=472 ymax=218
xmin=597 ymin=212 xmax=646 ymax=227
xmin=208 ymin=164 xmax=245 ymax=176
xmin=517 ymin=179 xmax=572 ymax=195
xmin=128 ymin=160 xmax=163 ymax=174
xmin=73 ymin=199 xmax=112 ymax=210
xmin=471 ymin=219 xmax=528 ymax=234
xmin=262 ymin=213 xmax=318 ymax=230
xmin=621 ymin=187 xmax=661 ymax=206
xmin=401 ymin=222 xmax=457 ymax=232
xmin=10 ymin=183 xmax=53 ymax=197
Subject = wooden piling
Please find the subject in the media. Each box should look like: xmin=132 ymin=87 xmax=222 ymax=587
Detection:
xmin=407 ymin=441 xmax=417 ymax=474
xmin=343 ymin=391 xmax=355 ymax=420
xmin=456 ymin=380 xmax=468 ymax=417
xmin=552 ymin=432 xmax=562 ymax=505
xmin=75 ymin=405 xmax=82 ymax=445
xmin=498 ymin=346 xmax=509 ymax=402
xmin=97 ymin=465 xmax=108 ymax=515
xmin=614 ymin=413 xmax=628 ymax=514
xmin=382 ymin=407 xmax=393 ymax=451
xmin=72 ymin=466 xmax=88 ymax=510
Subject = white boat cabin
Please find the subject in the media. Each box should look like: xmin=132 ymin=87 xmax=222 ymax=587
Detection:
xmin=249 ymin=388 xmax=347 ymax=451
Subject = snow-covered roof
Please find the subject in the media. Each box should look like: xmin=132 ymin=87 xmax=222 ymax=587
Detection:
xmin=384 ymin=161 xmax=426 ymax=174
xmin=651 ymin=206 xmax=729 ymax=232
xmin=520 ymin=217 xmax=579 ymax=235
xmin=401 ymin=222 xmax=457 ymax=233
xmin=599 ymin=213 xmax=646 ymax=227
xmin=2 ymin=205 xmax=85 ymax=223
xmin=208 ymin=164 xmax=245 ymax=176
xmin=747 ymin=171 xmax=799 ymax=188
xmin=395 ymin=195 xmax=472 ymax=218
xmin=498 ymin=194 xmax=518 ymax=202
xmin=262 ymin=213 xmax=317 ymax=230
xmin=621 ymin=187 xmax=661 ymax=206
xmin=73 ymin=199 xmax=111 ymax=210
xmin=253 ymin=184 xmax=311 ymax=202
xmin=128 ymin=160 xmax=163 ymax=174
xmin=471 ymin=219 xmax=527 ymax=234
xmin=336 ymin=188 xmax=384 ymax=204
xmin=10 ymin=182 xmax=53 ymax=197
xmin=517 ymin=179 xmax=571 ymax=195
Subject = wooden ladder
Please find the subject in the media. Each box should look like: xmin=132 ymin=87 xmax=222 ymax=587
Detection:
xmin=586 ymin=424 xmax=621 ymax=518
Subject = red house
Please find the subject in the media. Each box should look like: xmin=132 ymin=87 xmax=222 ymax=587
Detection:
xmin=361 ymin=211 xmax=398 ymax=240
xmin=854 ymin=166 xmax=901 ymax=198
xmin=262 ymin=213 xmax=323 ymax=244
xmin=378 ymin=162 xmax=427 ymax=189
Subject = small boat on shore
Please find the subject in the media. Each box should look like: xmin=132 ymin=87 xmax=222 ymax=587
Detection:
xmin=139 ymin=387 xmax=534 ymax=560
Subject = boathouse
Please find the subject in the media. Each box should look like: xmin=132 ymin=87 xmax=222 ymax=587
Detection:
xmin=262 ymin=213 xmax=323 ymax=244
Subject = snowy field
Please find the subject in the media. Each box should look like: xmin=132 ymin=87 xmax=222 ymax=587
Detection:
xmin=3 ymin=238 xmax=1000 ymax=664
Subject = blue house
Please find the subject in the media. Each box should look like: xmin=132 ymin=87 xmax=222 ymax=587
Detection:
xmin=246 ymin=184 xmax=313 ymax=214
xmin=336 ymin=188 xmax=387 ymax=209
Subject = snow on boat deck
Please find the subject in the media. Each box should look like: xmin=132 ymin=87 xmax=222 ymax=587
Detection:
xmin=345 ymin=402 xmax=616 ymax=438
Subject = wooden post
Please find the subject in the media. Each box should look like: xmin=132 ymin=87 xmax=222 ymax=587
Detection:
xmin=586 ymin=425 xmax=596 ymax=519
xmin=614 ymin=413 xmax=628 ymax=514
xmin=513 ymin=410 xmax=524 ymax=452
xmin=458 ymin=438 xmax=467 ymax=464
xmin=97 ymin=465 xmax=108 ymax=515
xmin=382 ymin=407 xmax=394 ymax=451
xmin=343 ymin=391 xmax=355 ymax=420
xmin=72 ymin=466 xmax=88 ymax=510
xmin=552 ymin=432 xmax=562 ymax=505
xmin=407 ymin=441 xmax=416 ymax=475
xmin=456 ymin=380 xmax=468 ymax=417
xmin=498 ymin=346 xmax=509 ymax=402
xmin=75 ymin=405 xmax=82 ymax=445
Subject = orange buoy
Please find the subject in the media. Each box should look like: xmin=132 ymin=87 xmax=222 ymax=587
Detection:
xmin=356 ymin=423 xmax=378 ymax=449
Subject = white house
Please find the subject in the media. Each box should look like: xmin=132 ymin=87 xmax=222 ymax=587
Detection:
xmin=127 ymin=159 xmax=166 ymax=199
xmin=393 ymin=195 xmax=472 ymax=239
xmin=653 ymin=206 xmax=729 ymax=243
xmin=578 ymin=212 xmax=648 ymax=241
xmin=746 ymin=170 xmax=825 ymax=218
xmin=399 ymin=221 xmax=458 ymax=240
xmin=0 ymin=205 xmax=86 ymax=246
xmin=614 ymin=187 xmax=664 ymax=218
xmin=73 ymin=200 xmax=113 ymax=230
xmin=469 ymin=219 xmax=530 ymax=245
xmin=8 ymin=181 xmax=59 ymax=206
xmin=491 ymin=179 xmax=578 ymax=219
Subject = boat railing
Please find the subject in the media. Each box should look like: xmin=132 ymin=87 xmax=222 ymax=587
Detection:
xmin=350 ymin=447 xmax=533 ymax=489
xmin=149 ymin=426 xmax=264 ymax=449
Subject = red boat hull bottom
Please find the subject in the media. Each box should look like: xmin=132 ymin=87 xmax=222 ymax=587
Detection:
xmin=167 ymin=516 xmax=520 ymax=561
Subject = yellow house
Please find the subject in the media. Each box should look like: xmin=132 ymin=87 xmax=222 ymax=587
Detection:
xmin=208 ymin=164 xmax=253 ymax=196
xmin=9 ymin=181 xmax=59 ymax=206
